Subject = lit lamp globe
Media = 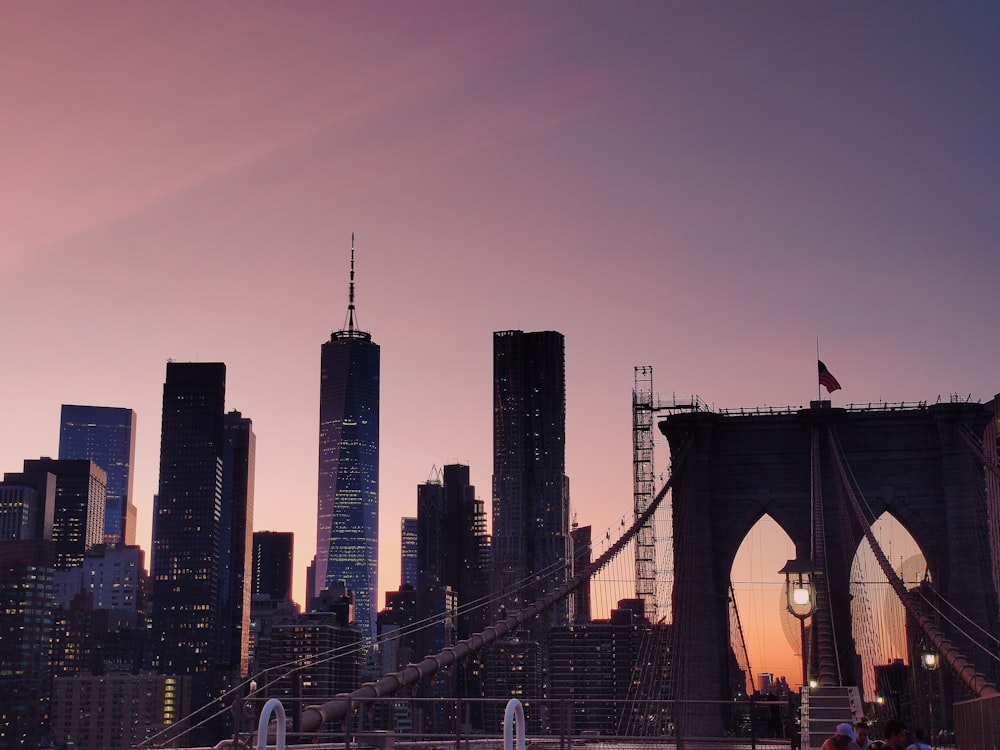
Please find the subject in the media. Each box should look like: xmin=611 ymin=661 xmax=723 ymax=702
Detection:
xmin=779 ymin=557 xmax=816 ymax=620
xmin=921 ymin=651 xmax=939 ymax=670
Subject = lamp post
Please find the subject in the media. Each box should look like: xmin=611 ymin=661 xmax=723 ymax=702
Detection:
xmin=920 ymin=647 xmax=940 ymax=742
xmin=779 ymin=556 xmax=816 ymax=689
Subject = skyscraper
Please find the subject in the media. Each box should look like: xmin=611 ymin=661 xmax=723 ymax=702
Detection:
xmin=151 ymin=361 xmax=226 ymax=708
xmin=58 ymin=405 xmax=137 ymax=546
xmin=400 ymin=517 xmax=418 ymax=589
xmin=252 ymin=531 xmax=294 ymax=603
xmin=220 ymin=410 xmax=255 ymax=678
xmin=316 ymin=236 xmax=380 ymax=648
xmin=22 ymin=457 xmax=107 ymax=571
xmin=417 ymin=464 xmax=489 ymax=637
xmin=492 ymin=330 xmax=570 ymax=625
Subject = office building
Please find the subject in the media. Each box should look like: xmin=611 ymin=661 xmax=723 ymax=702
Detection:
xmin=377 ymin=583 xmax=417 ymax=676
xmin=51 ymin=673 xmax=191 ymax=750
xmin=0 ymin=468 xmax=55 ymax=540
xmin=58 ymin=405 xmax=138 ymax=546
xmin=0 ymin=483 xmax=43 ymax=541
xmin=400 ymin=516 xmax=418 ymax=589
xmin=220 ymin=410 xmax=255 ymax=678
xmin=150 ymin=361 xmax=226 ymax=709
xmin=492 ymin=330 xmax=571 ymax=625
xmin=571 ymin=523 xmax=592 ymax=624
xmin=548 ymin=600 xmax=672 ymax=736
xmin=315 ymin=237 xmax=380 ymax=650
xmin=417 ymin=464 xmax=489 ymax=638
xmin=0 ymin=539 xmax=56 ymax=749
xmin=256 ymin=582 xmax=362 ymax=701
xmin=23 ymin=457 xmax=107 ymax=570
xmin=252 ymin=531 xmax=294 ymax=603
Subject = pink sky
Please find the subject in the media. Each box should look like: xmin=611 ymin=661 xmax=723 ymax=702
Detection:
xmin=2 ymin=2 xmax=997 ymax=685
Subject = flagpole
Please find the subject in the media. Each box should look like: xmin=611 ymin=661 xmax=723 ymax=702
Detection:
xmin=816 ymin=338 xmax=820 ymax=401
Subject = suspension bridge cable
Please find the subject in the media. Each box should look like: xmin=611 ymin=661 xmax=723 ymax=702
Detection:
xmin=296 ymin=438 xmax=692 ymax=736
xmin=827 ymin=426 xmax=999 ymax=699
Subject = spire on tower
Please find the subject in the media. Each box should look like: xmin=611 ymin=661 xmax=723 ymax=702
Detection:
xmin=347 ymin=232 xmax=357 ymax=333
xmin=333 ymin=232 xmax=372 ymax=341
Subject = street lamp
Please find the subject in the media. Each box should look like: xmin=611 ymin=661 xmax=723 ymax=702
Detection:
xmin=779 ymin=555 xmax=816 ymax=689
xmin=920 ymin=650 xmax=939 ymax=671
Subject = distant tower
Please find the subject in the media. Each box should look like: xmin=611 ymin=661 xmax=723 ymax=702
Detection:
xmin=492 ymin=330 xmax=570 ymax=625
xmin=220 ymin=410 xmax=255 ymax=678
xmin=58 ymin=405 xmax=138 ymax=546
xmin=252 ymin=531 xmax=294 ymax=603
xmin=315 ymin=234 xmax=380 ymax=649
xmin=400 ymin=517 xmax=418 ymax=589
xmin=151 ymin=361 xmax=226 ymax=708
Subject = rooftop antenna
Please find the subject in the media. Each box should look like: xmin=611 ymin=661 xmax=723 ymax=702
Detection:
xmin=347 ymin=232 xmax=357 ymax=333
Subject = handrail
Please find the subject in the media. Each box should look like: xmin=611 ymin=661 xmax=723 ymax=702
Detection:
xmin=257 ymin=698 xmax=286 ymax=750
xmin=503 ymin=698 xmax=526 ymax=750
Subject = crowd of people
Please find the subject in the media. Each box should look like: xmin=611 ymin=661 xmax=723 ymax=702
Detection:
xmin=820 ymin=720 xmax=936 ymax=750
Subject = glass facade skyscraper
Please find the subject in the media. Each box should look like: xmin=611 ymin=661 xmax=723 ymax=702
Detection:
xmin=58 ymin=405 xmax=137 ymax=546
xmin=316 ymin=240 xmax=379 ymax=648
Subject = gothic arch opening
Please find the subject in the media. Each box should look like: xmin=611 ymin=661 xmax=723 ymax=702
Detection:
xmin=850 ymin=511 xmax=927 ymax=701
xmin=730 ymin=514 xmax=799 ymax=693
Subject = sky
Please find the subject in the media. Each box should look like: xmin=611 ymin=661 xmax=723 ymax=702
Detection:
xmin=2 ymin=2 xmax=998 ymax=686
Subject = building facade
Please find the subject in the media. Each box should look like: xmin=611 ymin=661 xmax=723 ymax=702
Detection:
xmin=400 ymin=516 xmax=418 ymax=589
xmin=0 ymin=539 xmax=56 ymax=749
xmin=220 ymin=410 xmax=255 ymax=679
xmin=150 ymin=361 xmax=227 ymax=709
xmin=51 ymin=673 xmax=192 ymax=750
xmin=492 ymin=330 xmax=570 ymax=625
xmin=0 ymin=468 xmax=55 ymax=540
xmin=315 ymin=241 xmax=380 ymax=651
xmin=58 ymin=405 xmax=138 ymax=546
xmin=22 ymin=457 xmax=107 ymax=571
xmin=252 ymin=531 xmax=294 ymax=602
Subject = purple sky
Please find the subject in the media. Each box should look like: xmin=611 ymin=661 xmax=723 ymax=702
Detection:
xmin=2 ymin=2 xmax=997 ymax=683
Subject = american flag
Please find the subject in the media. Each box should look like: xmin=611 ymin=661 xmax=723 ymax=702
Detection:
xmin=818 ymin=360 xmax=842 ymax=393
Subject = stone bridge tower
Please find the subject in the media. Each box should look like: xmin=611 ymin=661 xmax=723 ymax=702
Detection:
xmin=660 ymin=400 xmax=998 ymax=735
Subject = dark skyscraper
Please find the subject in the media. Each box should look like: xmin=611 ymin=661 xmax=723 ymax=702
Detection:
xmin=252 ymin=531 xmax=294 ymax=603
xmin=417 ymin=464 xmax=489 ymax=637
xmin=220 ymin=410 xmax=255 ymax=678
xmin=316 ymin=236 xmax=380 ymax=647
xmin=58 ymin=405 xmax=137 ymax=546
xmin=492 ymin=330 xmax=570 ymax=625
xmin=22 ymin=457 xmax=107 ymax=571
xmin=151 ymin=361 xmax=226 ymax=707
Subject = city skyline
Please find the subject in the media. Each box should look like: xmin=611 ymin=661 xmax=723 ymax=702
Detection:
xmin=2 ymin=2 xmax=998 ymax=685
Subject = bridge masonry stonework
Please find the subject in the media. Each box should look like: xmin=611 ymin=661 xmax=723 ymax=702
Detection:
xmin=659 ymin=401 xmax=999 ymax=736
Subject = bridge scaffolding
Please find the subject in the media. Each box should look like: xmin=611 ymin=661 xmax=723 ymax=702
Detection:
xmin=632 ymin=366 xmax=659 ymax=621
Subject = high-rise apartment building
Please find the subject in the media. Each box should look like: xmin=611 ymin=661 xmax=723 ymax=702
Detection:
xmin=316 ymin=237 xmax=380 ymax=648
xmin=150 ymin=361 xmax=226 ymax=709
xmin=58 ymin=405 xmax=138 ymax=546
xmin=220 ymin=410 xmax=255 ymax=678
xmin=22 ymin=457 xmax=107 ymax=570
xmin=492 ymin=330 xmax=570 ymax=625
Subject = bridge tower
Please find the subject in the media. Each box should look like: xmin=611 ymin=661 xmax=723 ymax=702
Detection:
xmin=661 ymin=400 xmax=999 ymax=736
